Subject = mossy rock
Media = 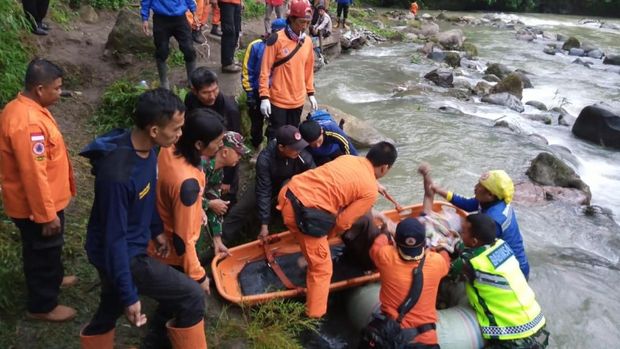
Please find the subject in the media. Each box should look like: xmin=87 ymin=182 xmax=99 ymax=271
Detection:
xmin=485 ymin=63 xmax=511 ymax=79
xmin=444 ymin=52 xmax=461 ymax=68
xmin=562 ymin=36 xmax=581 ymax=51
xmin=408 ymin=19 xmax=422 ymax=29
xmin=526 ymin=152 xmax=591 ymax=196
xmin=462 ymin=42 xmax=478 ymax=58
xmin=491 ymin=72 xmax=524 ymax=99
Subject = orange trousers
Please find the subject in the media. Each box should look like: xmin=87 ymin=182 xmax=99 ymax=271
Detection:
xmin=187 ymin=0 xmax=221 ymax=30
xmin=278 ymin=188 xmax=333 ymax=318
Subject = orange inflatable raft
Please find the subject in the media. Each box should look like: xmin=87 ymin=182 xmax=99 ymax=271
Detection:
xmin=211 ymin=202 xmax=466 ymax=305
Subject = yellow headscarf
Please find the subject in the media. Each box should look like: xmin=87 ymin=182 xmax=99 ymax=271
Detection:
xmin=479 ymin=170 xmax=514 ymax=204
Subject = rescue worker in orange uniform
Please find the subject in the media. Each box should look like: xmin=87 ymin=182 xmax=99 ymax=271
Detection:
xmin=410 ymin=1 xmax=419 ymax=17
xmin=143 ymin=108 xmax=226 ymax=347
xmin=259 ymin=0 xmax=318 ymax=140
xmin=277 ymin=141 xmax=398 ymax=317
xmin=187 ymin=0 xmax=222 ymax=44
xmin=0 ymin=59 xmax=77 ymax=322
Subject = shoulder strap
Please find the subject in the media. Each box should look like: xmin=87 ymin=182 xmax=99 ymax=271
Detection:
xmin=396 ymin=254 xmax=426 ymax=323
xmin=273 ymin=38 xmax=305 ymax=69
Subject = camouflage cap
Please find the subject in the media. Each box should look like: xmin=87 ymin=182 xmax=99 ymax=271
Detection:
xmin=223 ymin=131 xmax=251 ymax=155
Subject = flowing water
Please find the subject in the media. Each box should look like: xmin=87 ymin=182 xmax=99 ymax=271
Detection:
xmin=312 ymin=11 xmax=620 ymax=348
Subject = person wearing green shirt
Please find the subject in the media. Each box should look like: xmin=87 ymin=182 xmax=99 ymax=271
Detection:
xmin=452 ymin=213 xmax=549 ymax=349
xmin=202 ymin=131 xmax=250 ymax=256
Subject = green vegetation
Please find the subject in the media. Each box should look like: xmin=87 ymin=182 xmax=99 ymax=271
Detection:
xmin=91 ymin=79 xmax=145 ymax=134
xmin=50 ymin=0 xmax=77 ymax=29
xmin=68 ymin=0 xmax=130 ymax=10
xmin=243 ymin=0 xmax=266 ymax=20
xmin=0 ymin=0 xmax=31 ymax=107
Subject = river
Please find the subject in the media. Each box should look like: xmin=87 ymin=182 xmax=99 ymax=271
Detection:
xmin=312 ymin=11 xmax=620 ymax=349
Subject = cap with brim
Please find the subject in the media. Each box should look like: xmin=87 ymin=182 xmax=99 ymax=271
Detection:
xmin=276 ymin=125 xmax=309 ymax=151
xmin=395 ymin=218 xmax=426 ymax=260
xmin=223 ymin=131 xmax=251 ymax=156
xmin=289 ymin=0 xmax=312 ymax=19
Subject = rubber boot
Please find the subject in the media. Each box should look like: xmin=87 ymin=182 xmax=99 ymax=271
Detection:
xmin=80 ymin=328 xmax=115 ymax=349
xmin=156 ymin=59 xmax=170 ymax=90
xmin=141 ymin=310 xmax=172 ymax=349
xmin=166 ymin=319 xmax=207 ymax=349
xmin=185 ymin=60 xmax=196 ymax=87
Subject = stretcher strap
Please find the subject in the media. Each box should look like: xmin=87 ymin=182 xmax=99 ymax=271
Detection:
xmin=263 ymin=242 xmax=302 ymax=291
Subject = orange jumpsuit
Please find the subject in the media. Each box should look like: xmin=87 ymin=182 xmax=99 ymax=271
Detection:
xmin=0 ymin=93 xmax=75 ymax=223
xmin=278 ymin=155 xmax=378 ymax=317
xmin=149 ymin=146 xmax=207 ymax=283
xmin=187 ymin=0 xmax=221 ymax=30
xmin=259 ymin=29 xmax=315 ymax=109
xmin=370 ymin=235 xmax=449 ymax=346
xmin=410 ymin=2 xmax=419 ymax=16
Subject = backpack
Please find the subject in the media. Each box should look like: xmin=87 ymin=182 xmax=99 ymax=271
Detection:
xmin=307 ymin=109 xmax=345 ymax=130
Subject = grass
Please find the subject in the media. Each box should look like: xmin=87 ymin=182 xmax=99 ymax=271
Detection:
xmin=90 ymin=79 xmax=145 ymax=135
xmin=0 ymin=0 xmax=32 ymax=107
xmin=50 ymin=0 xmax=77 ymax=30
xmin=243 ymin=0 xmax=265 ymax=20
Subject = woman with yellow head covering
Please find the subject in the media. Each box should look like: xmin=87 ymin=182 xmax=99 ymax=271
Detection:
xmin=427 ymin=167 xmax=530 ymax=279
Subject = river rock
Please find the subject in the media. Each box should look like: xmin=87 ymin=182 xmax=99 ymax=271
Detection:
xmin=424 ymin=68 xmax=454 ymax=88
xmin=474 ymin=81 xmax=494 ymax=96
xmin=105 ymin=8 xmax=155 ymax=55
xmin=452 ymin=77 xmax=472 ymax=90
xmin=603 ymin=54 xmax=620 ymax=66
xmin=444 ymin=51 xmax=461 ymax=68
xmin=571 ymin=105 xmax=620 ymax=149
xmin=556 ymin=33 xmax=568 ymax=42
xmin=482 ymin=74 xmax=501 ymax=83
xmin=494 ymin=120 xmax=523 ymax=133
xmin=543 ymin=46 xmax=557 ymax=55
xmin=522 ymin=113 xmax=552 ymax=124
xmin=601 ymin=22 xmax=620 ymax=30
xmin=587 ymin=49 xmax=604 ymax=59
xmin=482 ymin=93 xmax=524 ymax=112
xmin=580 ymin=42 xmax=597 ymax=52
xmin=569 ymin=48 xmax=585 ymax=56
xmin=372 ymin=20 xmax=385 ymax=29
xmin=514 ymin=181 xmax=590 ymax=206
xmin=79 ymin=5 xmax=99 ymax=24
xmin=514 ymin=70 xmax=533 ymax=88
xmin=421 ymin=13 xmax=434 ymax=20
xmin=435 ymin=29 xmax=465 ymax=50
xmin=405 ymin=33 xmax=419 ymax=41
xmin=419 ymin=22 xmax=439 ymax=37
xmin=427 ymin=51 xmax=445 ymax=62
xmin=525 ymin=100 xmax=547 ymax=111
xmin=321 ymin=31 xmax=342 ymax=60
xmin=462 ymin=42 xmax=478 ymax=58
xmin=562 ymin=36 xmax=580 ymax=51
xmin=525 ymin=152 xmax=591 ymax=204
xmin=419 ymin=42 xmax=434 ymax=55
xmin=572 ymin=58 xmax=593 ymax=68
xmin=485 ymin=63 xmax=511 ymax=79
xmin=340 ymin=31 xmax=367 ymax=50
xmin=542 ymin=31 xmax=558 ymax=40
xmin=515 ymin=32 xmax=535 ymax=42
xmin=312 ymin=104 xmax=394 ymax=148
xmin=491 ymin=73 xmax=524 ymax=99
xmin=460 ymin=57 xmax=485 ymax=71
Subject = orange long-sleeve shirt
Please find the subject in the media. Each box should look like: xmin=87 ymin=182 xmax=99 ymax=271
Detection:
xmin=259 ymin=29 xmax=315 ymax=109
xmin=370 ymin=234 xmax=449 ymax=345
xmin=150 ymin=146 xmax=207 ymax=283
xmin=0 ymin=93 xmax=75 ymax=223
xmin=285 ymin=155 xmax=377 ymax=235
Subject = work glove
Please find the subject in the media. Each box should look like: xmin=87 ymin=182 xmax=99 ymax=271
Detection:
xmin=309 ymin=95 xmax=318 ymax=110
xmin=260 ymin=99 xmax=271 ymax=118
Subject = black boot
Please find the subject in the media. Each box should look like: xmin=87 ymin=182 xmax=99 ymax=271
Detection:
xmin=210 ymin=24 xmax=222 ymax=37
xmin=156 ymin=59 xmax=170 ymax=90
xmin=185 ymin=60 xmax=197 ymax=86
xmin=192 ymin=29 xmax=205 ymax=44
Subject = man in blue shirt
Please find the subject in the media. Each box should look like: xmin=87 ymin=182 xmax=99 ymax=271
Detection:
xmin=141 ymin=0 xmax=198 ymax=89
xmin=299 ymin=118 xmax=358 ymax=165
xmin=79 ymin=89 xmax=207 ymax=349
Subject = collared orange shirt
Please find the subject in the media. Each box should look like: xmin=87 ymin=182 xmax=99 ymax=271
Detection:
xmin=259 ymin=29 xmax=315 ymax=109
xmin=286 ymin=155 xmax=377 ymax=235
xmin=150 ymin=146 xmax=207 ymax=282
xmin=0 ymin=93 xmax=75 ymax=223
xmin=370 ymin=234 xmax=450 ymax=345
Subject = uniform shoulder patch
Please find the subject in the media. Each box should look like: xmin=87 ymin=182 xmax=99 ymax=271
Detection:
xmin=265 ymin=33 xmax=278 ymax=46
xmin=180 ymin=178 xmax=201 ymax=206
xmin=487 ymin=242 xmax=514 ymax=269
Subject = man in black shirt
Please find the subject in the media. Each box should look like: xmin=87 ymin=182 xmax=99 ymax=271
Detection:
xmin=185 ymin=67 xmax=241 ymax=202
xmin=223 ymin=125 xmax=315 ymax=242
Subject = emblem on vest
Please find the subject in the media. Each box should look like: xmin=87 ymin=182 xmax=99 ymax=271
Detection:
xmin=487 ymin=242 xmax=513 ymax=268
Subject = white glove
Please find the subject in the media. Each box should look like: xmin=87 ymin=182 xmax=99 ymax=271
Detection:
xmin=309 ymin=95 xmax=318 ymax=110
xmin=260 ymin=99 xmax=271 ymax=118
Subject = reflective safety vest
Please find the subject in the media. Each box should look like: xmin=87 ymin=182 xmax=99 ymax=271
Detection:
xmin=465 ymin=239 xmax=545 ymax=340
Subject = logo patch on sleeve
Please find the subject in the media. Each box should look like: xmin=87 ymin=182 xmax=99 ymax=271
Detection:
xmin=30 ymin=132 xmax=45 ymax=142
xmin=32 ymin=142 xmax=45 ymax=155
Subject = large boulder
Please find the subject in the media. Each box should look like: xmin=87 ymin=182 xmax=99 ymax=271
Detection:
xmin=482 ymin=93 xmax=524 ymax=112
xmin=105 ymin=8 xmax=155 ymax=55
xmin=79 ymin=5 xmax=99 ymax=24
xmin=461 ymin=42 xmax=478 ymax=58
xmin=435 ymin=29 xmax=464 ymax=50
xmin=603 ymin=54 xmax=620 ymax=66
xmin=310 ymin=104 xmax=394 ymax=148
xmin=424 ymin=68 xmax=454 ymax=88
xmin=571 ymin=105 xmax=620 ymax=148
xmin=443 ymin=51 xmax=461 ymax=68
xmin=513 ymin=181 xmax=590 ymax=206
xmin=321 ymin=30 xmax=342 ymax=60
xmin=525 ymin=100 xmax=547 ymax=111
xmin=562 ymin=36 xmax=580 ymax=51
xmin=485 ymin=63 xmax=511 ymax=79
xmin=524 ymin=152 xmax=591 ymax=204
xmin=491 ymin=72 xmax=524 ymax=99
xmin=419 ymin=21 xmax=439 ymax=37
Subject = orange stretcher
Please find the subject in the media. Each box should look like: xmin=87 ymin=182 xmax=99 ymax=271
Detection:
xmin=211 ymin=202 xmax=466 ymax=305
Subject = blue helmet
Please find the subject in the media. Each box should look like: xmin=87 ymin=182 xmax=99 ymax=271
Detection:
xmin=271 ymin=18 xmax=287 ymax=32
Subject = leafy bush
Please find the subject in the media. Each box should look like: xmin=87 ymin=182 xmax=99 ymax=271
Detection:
xmin=0 ymin=0 xmax=31 ymax=107
xmin=243 ymin=0 xmax=265 ymax=20
xmin=91 ymin=80 xmax=145 ymax=135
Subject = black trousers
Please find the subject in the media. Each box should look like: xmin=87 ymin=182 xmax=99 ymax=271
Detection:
xmin=82 ymin=255 xmax=204 ymax=336
xmin=247 ymin=99 xmax=265 ymax=149
xmin=337 ymin=4 xmax=349 ymax=19
xmin=153 ymin=14 xmax=196 ymax=63
xmin=12 ymin=211 xmax=65 ymax=313
xmin=266 ymin=105 xmax=303 ymax=140
xmin=219 ymin=2 xmax=241 ymax=66
xmin=21 ymin=0 xmax=49 ymax=29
